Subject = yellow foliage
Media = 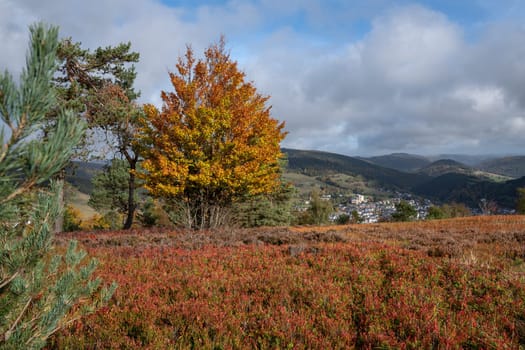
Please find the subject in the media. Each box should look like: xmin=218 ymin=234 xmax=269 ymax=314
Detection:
xmin=136 ymin=38 xmax=286 ymax=218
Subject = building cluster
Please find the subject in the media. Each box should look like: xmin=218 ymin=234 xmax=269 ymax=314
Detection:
xmin=334 ymin=193 xmax=433 ymax=223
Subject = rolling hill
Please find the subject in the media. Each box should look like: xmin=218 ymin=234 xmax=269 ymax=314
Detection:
xmin=362 ymin=153 xmax=431 ymax=172
xmin=65 ymin=160 xmax=105 ymax=194
xmin=283 ymin=148 xmax=431 ymax=192
xmin=64 ymin=149 xmax=525 ymax=210
xmin=282 ymin=149 xmax=525 ymax=209
xmin=413 ymin=159 xmax=509 ymax=182
xmin=427 ymin=154 xmax=495 ymax=167
xmin=412 ymin=172 xmax=525 ymax=208
xmin=417 ymin=159 xmax=472 ymax=177
xmin=478 ymin=156 xmax=525 ymax=178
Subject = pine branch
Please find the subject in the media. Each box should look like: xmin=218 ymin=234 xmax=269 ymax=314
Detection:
xmin=0 ymin=179 xmax=36 ymax=205
xmin=4 ymin=297 xmax=32 ymax=341
xmin=0 ymin=272 xmax=19 ymax=289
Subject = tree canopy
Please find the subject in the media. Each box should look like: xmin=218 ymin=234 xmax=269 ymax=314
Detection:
xmin=53 ymin=37 xmax=141 ymax=229
xmin=391 ymin=200 xmax=417 ymax=222
xmin=138 ymin=38 xmax=287 ymax=229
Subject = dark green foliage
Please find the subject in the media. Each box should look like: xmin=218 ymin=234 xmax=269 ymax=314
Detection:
xmin=54 ymin=37 xmax=141 ymax=229
xmin=391 ymin=201 xmax=417 ymax=222
xmin=426 ymin=206 xmax=446 ymax=220
xmin=351 ymin=210 xmax=364 ymax=223
xmin=426 ymin=203 xmax=472 ymax=220
xmin=89 ymin=158 xmax=147 ymax=229
xmin=233 ymin=183 xmax=295 ymax=228
xmin=138 ymin=198 xmax=160 ymax=228
xmin=54 ymin=39 xmax=139 ymax=109
xmin=516 ymin=188 xmax=525 ymax=214
xmin=89 ymin=159 xmax=131 ymax=215
xmin=336 ymin=214 xmax=350 ymax=225
xmin=0 ymin=23 xmax=114 ymax=349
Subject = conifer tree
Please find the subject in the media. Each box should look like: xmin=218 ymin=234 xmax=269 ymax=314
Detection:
xmin=52 ymin=37 xmax=140 ymax=230
xmin=232 ymin=182 xmax=295 ymax=227
xmin=0 ymin=23 xmax=114 ymax=349
xmin=88 ymin=158 xmax=135 ymax=227
xmin=517 ymin=188 xmax=525 ymax=214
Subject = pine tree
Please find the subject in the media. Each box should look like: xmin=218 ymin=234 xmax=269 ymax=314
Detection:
xmin=232 ymin=182 xmax=295 ymax=227
xmin=52 ymin=37 xmax=140 ymax=231
xmin=0 ymin=23 xmax=115 ymax=349
xmin=517 ymin=188 xmax=525 ymax=214
xmin=88 ymin=158 xmax=136 ymax=228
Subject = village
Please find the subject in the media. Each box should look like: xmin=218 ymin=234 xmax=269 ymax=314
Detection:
xmin=333 ymin=193 xmax=433 ymax=223
xmin=298 ymin=192 xmax=434 ymax=223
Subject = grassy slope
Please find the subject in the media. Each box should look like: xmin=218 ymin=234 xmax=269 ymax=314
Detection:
xmin=65 ymin=185 xmax=98 ymax=221
xmin=479 ymin=155 xmax=525 ymax=178
xmin=282 ymin=171 xmax=385 ymax=198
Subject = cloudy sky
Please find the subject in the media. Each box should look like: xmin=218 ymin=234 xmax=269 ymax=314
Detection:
xmin=2 ymin=0 xmax=525 ymax=156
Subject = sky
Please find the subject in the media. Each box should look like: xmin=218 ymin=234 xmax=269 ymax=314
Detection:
xmin=2 ymin=0 xmax=525 ymax=156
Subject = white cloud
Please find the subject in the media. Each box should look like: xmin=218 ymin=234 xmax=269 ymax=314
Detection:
xmin=2 ymin=1 xmax=525 ymax=156
xmin=452 ymin=86 xmax=506 ymax=114
xmin=361 ymin=5 xmax=462 ymax=87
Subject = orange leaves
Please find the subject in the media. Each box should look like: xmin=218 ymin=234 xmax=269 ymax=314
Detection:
xmin=136 ymin=38 xmax=286 ymax=227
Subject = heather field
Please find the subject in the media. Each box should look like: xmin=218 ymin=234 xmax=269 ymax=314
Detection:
xmin=48 ymin=216 xmax=525 ymax=349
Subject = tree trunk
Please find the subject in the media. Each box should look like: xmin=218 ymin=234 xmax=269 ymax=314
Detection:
xmin=54 ymin=171 xmax=65 ymax=233
xmin=123 ymin=160 xmax=136 ymax=229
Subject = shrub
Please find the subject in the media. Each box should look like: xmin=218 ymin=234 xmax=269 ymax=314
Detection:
xmin=63 ymin=205 xmax=83 ymax=232
xmin=336 ymin=213 xmax=350 ymax=225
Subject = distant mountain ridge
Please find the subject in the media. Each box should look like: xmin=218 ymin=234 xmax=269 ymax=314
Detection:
xmin=360 ymin=153 xmax=431 ymax=173
xmin=283 ymin=148 xmax=430 ymax=191
xmin=412 ymin=172 xmax=525 ymax=208
xmin=283 ymin=148 xmax=525 ymax=209
xmin=66 ymin=149 xmax=525 ymax=210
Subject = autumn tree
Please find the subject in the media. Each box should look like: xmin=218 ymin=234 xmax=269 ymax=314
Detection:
xmin=0 ymin=23 xmax=114 ymax=349
xmin=52 ymin=38 xmax=140 ymax=230
xmin=138 ymin=38 xmax=286 ymax=229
